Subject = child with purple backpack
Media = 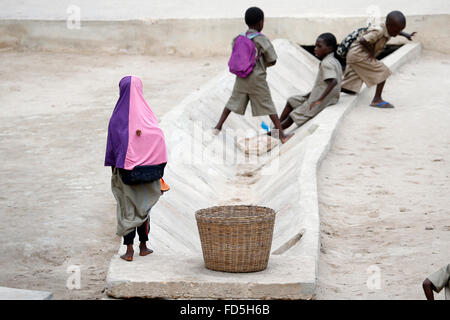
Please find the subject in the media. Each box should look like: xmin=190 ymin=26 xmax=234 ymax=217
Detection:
xmin=213 ymin=7 xmax=293 ymax=144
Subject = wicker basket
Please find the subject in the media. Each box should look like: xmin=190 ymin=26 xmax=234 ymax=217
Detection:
xmin=195 ymin=205 xmax=275 ymax=273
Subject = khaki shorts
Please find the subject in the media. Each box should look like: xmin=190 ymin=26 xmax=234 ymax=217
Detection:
xmin=287 ymin=94 xmax=311 ymax=126
xmin=342 ymin=49 xmax=392 ymax=92
xmin=287 ymin=94 xmax=308 ymax=109
xmin=225 ymin=90 xmax=277 ymax=117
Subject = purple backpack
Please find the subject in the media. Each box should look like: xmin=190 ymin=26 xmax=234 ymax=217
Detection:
xmin=228 ymin=32 xmax=261 ymax=78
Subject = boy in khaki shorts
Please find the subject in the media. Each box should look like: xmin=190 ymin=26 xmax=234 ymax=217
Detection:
xmin=341 ymin=11 xmax=416 ymax=108
xmin=213 ymin=7 xmax=293 ymax=144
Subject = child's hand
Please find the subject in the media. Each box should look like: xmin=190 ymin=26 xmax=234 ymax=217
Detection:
xmin=368 ymin=50 xmax=377 ymax=61
xmin=360 ymin=39 xmax=376 ymax=60
xmin=309 ymin=100 xmax=322 ymax=111
xmin=406 ymin=32 xmax=417 ymax=41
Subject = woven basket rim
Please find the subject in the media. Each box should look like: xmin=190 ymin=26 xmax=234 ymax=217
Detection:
xmin=195 ymin=204 xmax=276 ymax=220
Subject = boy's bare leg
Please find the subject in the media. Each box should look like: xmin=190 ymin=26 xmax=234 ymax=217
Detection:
xmin=370 ymin=80 xmax=386 ymax=105
xmin=279 ymin=102 xmax=293 ymax=123
xmin=214 ymin=107 xmax=232 ymax=132
xmin=139 ymin=241 xmax=153 ymax=256
xmin=341 ymin=88 xmax=357 ymax=95
xmin=269 ymin=114 xmax=294 ymax=144
xmin=120 ymin=244 xmax=134 ymax=261
xmin=281 ymin=116 xmax=294 ymax=130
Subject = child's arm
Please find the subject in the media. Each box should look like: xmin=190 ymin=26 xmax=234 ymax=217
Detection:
xmin=263 ymin=47 xmax=277 ymax=67
xmin=359 ymin=38 xmax=376 ymax=59
xmin=256 ymin=36 xmax=277 ymax=68
xmin=309 ymin=79 xmax=338 ymax=110
xmin=399 ymin=31 xmax=417 ymax=41
xmin=358 ymin=26 xmax=387 ymax=60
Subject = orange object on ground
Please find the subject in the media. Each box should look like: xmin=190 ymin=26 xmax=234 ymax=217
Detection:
xmin=160 ymin=178 xmax=170 ymax=192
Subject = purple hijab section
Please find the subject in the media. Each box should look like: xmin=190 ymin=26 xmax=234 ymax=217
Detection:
xmin=104 ymin=76 xmax=131 ymax=168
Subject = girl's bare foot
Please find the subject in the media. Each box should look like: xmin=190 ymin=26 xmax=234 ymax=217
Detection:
xmin=120 ymin=252 xmax=133 ymax=261
xmin=139 ymin=242 xmax=154 ymax=256
xmin=120 ymin=245 xmax=134 ymax=262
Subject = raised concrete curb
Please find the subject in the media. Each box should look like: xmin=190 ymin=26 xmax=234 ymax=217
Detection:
xmin=106 ymin=254 xmax=315 ymax=299
xmin=0 ymin=286 xmax=53 ymax=300
xmin=105 ymin=41 xmax=422 ymax=300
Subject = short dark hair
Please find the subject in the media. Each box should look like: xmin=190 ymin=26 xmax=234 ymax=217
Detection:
xmin=386 ymin=10 xmax=406 ymax=27
xmin=318 ymin=32 xmax=337 ymax=51
xmin=245 ymin=7 xmax=264 ymax=26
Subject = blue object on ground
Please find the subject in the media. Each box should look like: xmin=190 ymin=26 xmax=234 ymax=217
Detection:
xmin=261 ymin=121 xmax=270 ymax=132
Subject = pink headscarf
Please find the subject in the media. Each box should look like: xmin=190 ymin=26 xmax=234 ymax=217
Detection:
xmin=105 ymin=76 xmax=167 ymax=170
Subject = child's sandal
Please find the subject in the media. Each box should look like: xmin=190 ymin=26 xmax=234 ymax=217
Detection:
xmin=369 ymin=101 xmax=394 ymax=108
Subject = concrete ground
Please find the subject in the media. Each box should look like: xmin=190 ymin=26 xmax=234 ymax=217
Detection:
xmin=316 ymin=50 xmax=450 ymax=300
xmin=0 ymin=50 xmax=225 ymax=299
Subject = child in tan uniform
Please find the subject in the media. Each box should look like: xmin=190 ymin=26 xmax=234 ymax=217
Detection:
xmin=341 ymin=11 xmax=416 ymax=108
xmin=213 ymin=7 xmax=293 ymax=144
xmin=278 ymin=33 xmax=342 ymax=130
xmin=423 ymin=264 xmax=450 ymax=300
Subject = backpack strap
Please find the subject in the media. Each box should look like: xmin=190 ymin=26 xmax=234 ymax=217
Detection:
xmin=239 ymin=32 xmax=261 ymax=39
xmin=247 ymin=32 xmax=261 ymax=40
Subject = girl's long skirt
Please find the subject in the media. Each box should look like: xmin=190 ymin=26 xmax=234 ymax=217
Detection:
xmin=111 ymin=167 xmax=161 ymax=237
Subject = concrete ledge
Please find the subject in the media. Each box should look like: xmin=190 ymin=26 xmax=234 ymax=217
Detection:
xmin=0 ymin=286 xmax=53 ymax=300
xmin=106 ymin=254 xmax=315 ymax=299
xmin=0 ymin=15 xmax=447 ymax=55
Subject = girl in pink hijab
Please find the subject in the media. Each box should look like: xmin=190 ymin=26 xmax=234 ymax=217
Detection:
xmin=105 ymin=76 xmax=168 ymax=261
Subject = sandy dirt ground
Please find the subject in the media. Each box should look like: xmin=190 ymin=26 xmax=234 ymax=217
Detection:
xmin=1 ymin=48 xmax=448 ymax=300
xmin=0 ymin=50 xmax=226 ymax=299
xmin=316 ymin=50 xmax=450 ymax=299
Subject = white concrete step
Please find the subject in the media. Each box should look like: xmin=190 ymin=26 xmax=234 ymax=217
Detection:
xmin=106 ymin=253 xmax=315 ymax=299
xmin=0 ymin=286 xmax=53 ymax=300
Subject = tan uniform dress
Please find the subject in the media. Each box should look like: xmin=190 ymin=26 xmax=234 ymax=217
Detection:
xmin=288 ymin=53 xmax=342 ymax=126
xmin=341 ymin=23 xmax=392 ymax=92
xmin=428 ymin=264 xmax=450 ymax=300
xmin=111 ymin=167 xmax=161 ymax=237
xmin=225 ymin=29 xmax=278 ymax=116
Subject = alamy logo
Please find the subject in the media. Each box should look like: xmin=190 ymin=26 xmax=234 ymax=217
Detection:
xmin=66 ymin=5 xmax=81 ymax=30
